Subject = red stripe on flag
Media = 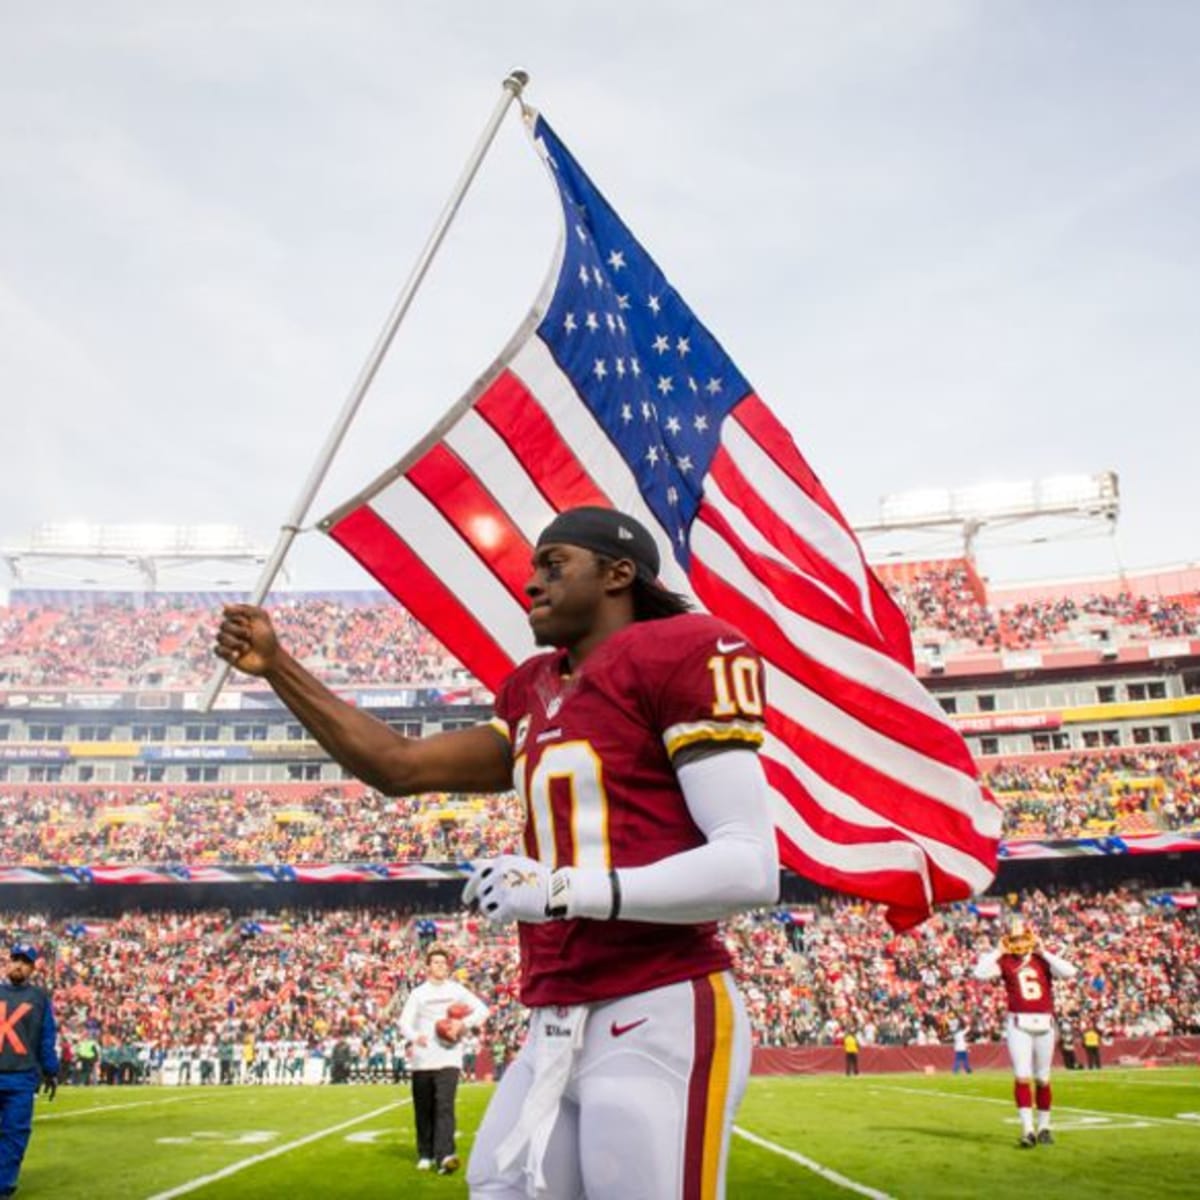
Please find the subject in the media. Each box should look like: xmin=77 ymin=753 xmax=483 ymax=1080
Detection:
xmin=763 ymin=755 xmax=979 ymax=920
xmin=689 ymin=551 xmax=978 ymax=779
xmin=696 ymin=499 xmax=895 ymax=662
xmin=764 ymin=704 xmax=998 ymax=874
xmin=477 ymin=371 xmax=611 ymax=511
xmin=771 ymin=823 xmax=936 ymax=931
xmin=731 ymin=394 xmax=853 ymax=534
xmin=707 ymin=448 xmax=866 ymax=621
xmin=406 ymin=443 xmax=532 ymax=605
xmin=328 ymin=505 xmax=515 ymax=692
xmin=731 ymin=395 xmax=915 ymax=667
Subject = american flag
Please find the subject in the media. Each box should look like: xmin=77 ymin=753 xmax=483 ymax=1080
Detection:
xmin=323 ymin=110 xmax=1001 ymax=928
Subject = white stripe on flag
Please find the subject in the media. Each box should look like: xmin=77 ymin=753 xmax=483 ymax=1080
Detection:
xmin=702 ymin=472 xmax=856 ymax=616
xmin=510 ymin=337 xmax=696 ymax=598
xmin=691 ymin=516 xmax=951 ymax=724
xmin=371 ymin=479 xmax=534 ymax=663
xmin=764 ymin=664 xmax=1001 ymax=838
xmin=762 ymin=732 xmax=996 ymax=892
xmin=444 ymin=407 xmax=559 ymax=543
xmin=722 ymin=415 xmax=872 ymax=617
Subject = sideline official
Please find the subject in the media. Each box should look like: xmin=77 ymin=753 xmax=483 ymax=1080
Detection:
xmin=0 ymin=944 xmax=59 ymax=1197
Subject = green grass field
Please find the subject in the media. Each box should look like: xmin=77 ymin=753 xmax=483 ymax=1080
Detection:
xmin=22 ymin=1067 xmax=1200 ymax=1198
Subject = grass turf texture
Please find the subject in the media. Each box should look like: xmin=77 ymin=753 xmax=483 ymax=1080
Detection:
xmin=22 ymin=1067 xmax=1200 ymax=1198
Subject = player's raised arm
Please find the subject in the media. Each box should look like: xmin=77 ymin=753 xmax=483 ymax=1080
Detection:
xmin=214 ymin=604 xmax=510 ymax=795
xmin=972 ymin=947 xmax=1003 ymax=980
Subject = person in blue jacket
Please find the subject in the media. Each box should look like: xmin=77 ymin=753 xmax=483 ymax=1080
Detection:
xmin=0 ymin=944 xmax=59 ymax=1197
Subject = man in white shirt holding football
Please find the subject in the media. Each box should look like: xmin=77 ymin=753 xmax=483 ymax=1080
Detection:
xmin=399 ymin=945 xmax=489 ymax=1175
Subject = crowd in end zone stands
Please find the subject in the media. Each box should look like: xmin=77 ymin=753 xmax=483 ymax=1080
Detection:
xmin=2 ymin=582 xmax=1200 ymax=689
xmin=887 ymin=565 xmax=1200 ymax=651
xmin=0 ymin=597 xmax=466 ymax=688
xmin=8 ymin=884 xmax=1196 ymax=1085
xmin=1 ymin=745 xmax=1196 ymax=866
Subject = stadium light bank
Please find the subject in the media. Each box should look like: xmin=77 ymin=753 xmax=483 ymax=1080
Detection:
xmin=2 ymin=523 xmax=277 ymax=590
xmin=855 ymin=470 xmax=1120 ymax=559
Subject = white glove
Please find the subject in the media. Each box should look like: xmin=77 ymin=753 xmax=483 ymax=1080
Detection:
xmin=463 ymin=855 xmax=556 ymax=924
xmin=463 ymin=855 xmax=617 ymax=924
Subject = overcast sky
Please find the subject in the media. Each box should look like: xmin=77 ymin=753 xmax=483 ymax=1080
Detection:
xmin=2 ymin=2 xmax=1197 ymax=593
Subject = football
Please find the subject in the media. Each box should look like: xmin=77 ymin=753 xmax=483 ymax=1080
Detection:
xmin=434 ymin=1017 xmax=464 ymax=1046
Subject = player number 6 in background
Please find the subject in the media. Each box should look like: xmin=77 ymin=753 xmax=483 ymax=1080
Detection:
xmin=707 ymin=654 xmax=764 ymax=718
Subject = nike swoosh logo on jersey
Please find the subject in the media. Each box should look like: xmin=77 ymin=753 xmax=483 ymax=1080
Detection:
xmin=610 ymin=1018 xmax=649 ymax=1038
xmin=716 ymin=638 xmax=746 ymax=653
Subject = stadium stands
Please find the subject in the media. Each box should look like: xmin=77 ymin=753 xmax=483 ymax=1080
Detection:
xmin=2 ymin=578 xmax=1199 ymax=687
xmin=14 ymin=886 xmax=1196 ymax=1078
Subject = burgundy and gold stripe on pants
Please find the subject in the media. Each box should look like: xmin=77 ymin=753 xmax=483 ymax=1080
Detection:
xmin=683 ymin=972 xmax=737 ymax=1200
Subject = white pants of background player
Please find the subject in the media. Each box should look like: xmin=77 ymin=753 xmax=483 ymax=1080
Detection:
xmin=1005 ymin=1014 xmax=1056 ymax=1081
xmin=1006 ymin=1014 xmax=1057 ymax=1136
xmin=468 ymin=970 xmax=750 ymax=1200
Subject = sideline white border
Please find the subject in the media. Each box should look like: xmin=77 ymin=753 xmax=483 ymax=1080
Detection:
xmin=868 ymin=1084 xmax=1200 ymax=1129
xmin=734 ymin=1126 xmax=895 ymax=1200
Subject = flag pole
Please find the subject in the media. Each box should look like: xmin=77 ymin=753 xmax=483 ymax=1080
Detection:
xmin=198 ymin=68 xmax=531 ymax=713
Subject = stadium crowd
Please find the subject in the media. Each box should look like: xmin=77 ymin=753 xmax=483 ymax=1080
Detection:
xmin=3 ymin=581 xmax=1199 ymax=690
xmin=2 ymin=745 xmax=1196 ymax=866
xmin=0 ymin=595 xmax=467 ymax=688
xmin=9 ymin=884 xmax=1196 ymax=1085
xmin=887 ymin=564 xmax=1200 ymax=651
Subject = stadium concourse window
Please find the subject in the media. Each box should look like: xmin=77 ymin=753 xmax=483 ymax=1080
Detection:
xmin=0 ymin=723 xmax=7 ymax=741
xmin=185 ymin=766 xmax=219 ymax=783
xmin=1031 ymin=732 xmax=1072 ymax=752
xmin=1082 ymin=728 xmax=1123 ymax=748
xmin=29 ymin=765 xmax=63 ymax=782
xmin=1185 ymin=671 xmax=1200 ymax=696
xmin=977 ymin=694 xmax=996 ymax=713
xmin=285 ymin=724 xmax=312 ymax=741
xmin=979 ymin=736 xmax=999 ymax=755
xmin=132 ymin=765 xmax=166 ymax=783
xmin=1132 ymin=726 xmax=1172 ymax=745
xmin=1097 ymin=685 xmax=1117 ymax=704
xmin=288 ymin=764 xmax=322 ymax=781
xmin=233 ymin=724 xmax=269 ymax=742
xmin=76 ymin=724 xmax=113 ymax=741
xmin=1127 ymin=681 xmax=1167 ymax=701
xmin=184 ymin=722 xmax=221 ymax=741
xmin=132 ymin=724 xmax=167 ymax=741
xmin=29 ymin=723 xmax=64 ymax=742
xmin=937 ymin=696 xmax=958 ymax=714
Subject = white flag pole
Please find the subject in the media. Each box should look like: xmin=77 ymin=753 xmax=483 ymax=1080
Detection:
xmin=199 ymin=69 xmax=530 ymax=713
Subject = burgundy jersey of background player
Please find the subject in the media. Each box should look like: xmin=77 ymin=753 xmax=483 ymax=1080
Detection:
xmin=998 ymin=953 xmax=1057 ymax=1015
xmin=491 ymin=612 xmax=766 ymax=1007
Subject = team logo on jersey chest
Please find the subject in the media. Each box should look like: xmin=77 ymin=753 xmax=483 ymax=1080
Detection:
xmin=546 ymin=695 xmax=563 ymax=719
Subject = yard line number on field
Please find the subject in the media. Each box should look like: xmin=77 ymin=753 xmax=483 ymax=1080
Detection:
xmin=143 ymin=1100 xmax=410 ymax=1200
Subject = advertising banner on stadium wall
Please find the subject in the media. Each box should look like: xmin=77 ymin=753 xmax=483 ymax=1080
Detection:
xmin=954 ymin=712 xmax=1062 ymax=734
xmin=139 ymin=745 xmax=253 ymax=762
xmin=65 ymin=693 xmax=127 ymax=710
xmin=0 ymin=745 xmax=70 ymax=761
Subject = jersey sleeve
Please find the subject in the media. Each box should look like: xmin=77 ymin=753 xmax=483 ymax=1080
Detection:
xmin=640 ymin=617 xmax=766 ymax=761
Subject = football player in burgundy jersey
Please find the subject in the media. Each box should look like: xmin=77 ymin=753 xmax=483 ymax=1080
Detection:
xmin=215 ymin=506 xmax=779 ymax=1199
xmin=973 ymin=919 xmax=1077 ymax=1148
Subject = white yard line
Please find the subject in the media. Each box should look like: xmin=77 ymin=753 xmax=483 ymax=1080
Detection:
xmin=144 ymin=1100 xmax=409 ymax=1199
xmin=868 ymin=1083 xmax=1200 ymax=1129
xmin=37 ymin=1094 xmax=215 ymax=1121
xmin=734 ymin=1126 xmax=895 ymax=1200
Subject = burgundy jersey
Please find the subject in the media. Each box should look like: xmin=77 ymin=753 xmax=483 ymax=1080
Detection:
xmin=491 ymin=613 xmax=766 ymax=1007
xmin=998 ymin=953 xmax=1057 ymax=1016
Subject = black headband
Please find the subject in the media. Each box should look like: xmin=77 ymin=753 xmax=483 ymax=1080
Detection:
xmin=536 ymin=507 xmax=660 ymax=581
